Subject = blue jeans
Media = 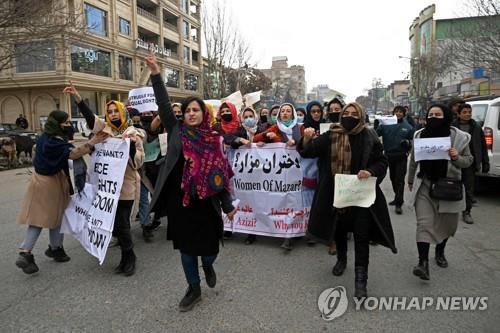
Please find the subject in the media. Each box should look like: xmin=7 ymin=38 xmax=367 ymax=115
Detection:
xmin=139 ymin=182 xmax=150 ymax=226
xmin=180 ymin=253 xmax=217 ymax=284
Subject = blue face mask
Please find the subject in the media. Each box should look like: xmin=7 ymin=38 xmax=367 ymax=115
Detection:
xmin=297 ymin=116 xmax=304 ymax=123
xmin=243 ymin=117 xmax=257 ymax=127
xmin=270 ymin=115 xmax=277 ymax=124
xmin=282 ymin=119 xmax=293 ymax=127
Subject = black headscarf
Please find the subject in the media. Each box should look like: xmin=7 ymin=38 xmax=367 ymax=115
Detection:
xmin=44 ymin=110 xmax=69 ymax=139
xmin=419 ymin=103 xmax=453 ymax=181
xmin=304 ymin=100 xmax=325 ymax=131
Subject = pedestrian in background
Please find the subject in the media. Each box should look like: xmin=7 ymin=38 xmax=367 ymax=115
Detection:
xmin=451 ymin=103 xmax=489 ymax=224
xmin=408 ymin=104 xmax=473 ymax=281
xmin=15 ymin=111 xmax=107 ymax=274
xmin=376 ymin=105 xmax=414 ymax=214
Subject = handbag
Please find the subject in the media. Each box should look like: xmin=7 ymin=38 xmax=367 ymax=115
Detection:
xmin=429 ymin=178 xmax=463 ymax=201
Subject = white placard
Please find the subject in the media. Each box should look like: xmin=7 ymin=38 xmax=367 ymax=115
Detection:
xmin=375 ymin=115 xmax=397 ymax=125
xmin=61 ymin=138 xmax=130 ymax=264
xmin=333 ymin=174 xmax=377 ymax=208
xmin=158 ymin=132 xmax=168 ymax=156
xmin=244 ymin=90 xmax=262 ymax=107
xmin=414 ymin=137 xmax=451 ymax=162
xmin=223 ymin=143 xmax=308 ymax=238
xmin=128 ymin=87 xmax=158 ymax=113
xmin=320 ymin=123 xmax=331 ymax=134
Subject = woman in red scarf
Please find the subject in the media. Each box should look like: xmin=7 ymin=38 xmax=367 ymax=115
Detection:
xmin=146 ymin=52 xmax=236 ymax=312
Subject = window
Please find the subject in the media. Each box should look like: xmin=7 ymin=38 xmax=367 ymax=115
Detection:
xmin=85 ymin=3 xmax=108 ymax=37
xmin=70 ymin=91 xmax=98 ymax=118
xmin=119 ymin=56 xmax=133 ymax=80
xmin=183 ymin=20 xmax=190 ymax=39
xmin=119 ymin=17 xmax=130 ymax=36
xmin=183 ymin=46 xmax=190 ymax=64
xmin=181 ymin=0 xmax=189 ymax=13
xmin=165 ymin=68 xmax=180 ymax=88
xmin=15 ymin=41 xmax=55 ymax=73
xmin=71 ymin=44 xmax=111 ymax=77
xmin=184 ymin=73 xmax=198 ymax=91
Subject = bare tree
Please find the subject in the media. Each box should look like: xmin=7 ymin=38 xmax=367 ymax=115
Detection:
xmin=0 ymin=0 xmax=85 ymax=72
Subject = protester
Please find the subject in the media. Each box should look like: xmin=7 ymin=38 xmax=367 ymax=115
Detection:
xmin=268 ymin=105 xmax=280 ymax=126
xmin=296 ymin=107 xmax=306 ymax=124
xmin=146 ymin=52 xmax=236 ymax=312
xmin=15 ymin=113 xmax=29 ymax=129
xmin=376 ymin=105 xmax=414 ymax=214
xmin=451 ymin=103 xmax=489 ymax=224
xmin=408 ymin=104 xmax=473 ymax=281
xmin=63 ymin=82 xmax=145 ymax=277
xmin=297 ymin=102 xmax=397 ymax=298
xmin=448 ymin=97 xmax=465 ymax=121
xmin=253 ymin=103 xmax=299 ymax=146
xmin=326 ymin=97 xmax=345 ymax=123
xmin=259 ymin=107 xmax=270 ymax=129
xmin=15 ymin=111 xmax=108 ymax=274
xmin=215 ymin=102 xmax=240 ymax=135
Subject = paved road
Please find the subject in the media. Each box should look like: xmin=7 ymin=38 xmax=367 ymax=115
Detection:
xmin=0 ymin=167 xmax=499 ymax=332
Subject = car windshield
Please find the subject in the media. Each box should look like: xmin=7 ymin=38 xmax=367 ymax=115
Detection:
xmin=471 ymin=104 xmax=488 ymax=124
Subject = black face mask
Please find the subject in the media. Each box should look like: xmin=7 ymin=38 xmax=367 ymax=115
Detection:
xmin=175 ymin=114 xmax=183 ymax=121
xmin=111 ymin=119 xmax=122 ymax=128
xmin=62 ymin=126 xmax=74 ymax=140
xmin=341 ymin=116 xmax=360 ymax=131
xmin=221 ymin=113 xmax=233 ymax=122
xmin=426 ymin=117 xmax=445 ymax=129
xmin=260 ymin=115 xmax=268 ymax=123
xmin=328 ymin=112 xmax=340 ymax=123
xmin=141 ymin=115 xmax=153 ymax=124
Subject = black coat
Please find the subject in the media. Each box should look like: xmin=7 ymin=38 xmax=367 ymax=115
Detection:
xmin=451 ymin=120 xmax=489 ymax=172
xmin=148 ymin=74 xmax=234 ymax=254
xmin=297 ymin=127 xmax=397 ymax=253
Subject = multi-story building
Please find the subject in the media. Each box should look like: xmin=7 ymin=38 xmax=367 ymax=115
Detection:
xmin=0 ymin=0 xmax=202 ymax=130
xmin=260 ymin=56 xmax=306 ymax=106
xmin=307 ymin=84 xmax=345 ymax=104
xmin=387 ymin=80 xmax=410 ymax=106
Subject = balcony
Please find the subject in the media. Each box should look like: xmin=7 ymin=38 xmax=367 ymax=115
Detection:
xmin=137 ymin=7 xmax=159 ymax=23
xmin=164 ymin=21 xmax=178 ymax=32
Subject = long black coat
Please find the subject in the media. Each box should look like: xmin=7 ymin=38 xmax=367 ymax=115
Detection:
xmin=297 ymin=127 xmax=397 ymax=253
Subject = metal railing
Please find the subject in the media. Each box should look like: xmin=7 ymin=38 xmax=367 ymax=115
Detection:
xmin=137 ymin=7 xmax=159 ymax=23
xmin=164 ymin=21 xmax=178 ymax=32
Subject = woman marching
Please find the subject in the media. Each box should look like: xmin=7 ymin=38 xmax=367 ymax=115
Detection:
xmin=63 ymin=82 xmax=144 ymax=277
xmin=145 ymin=52 xmax=236 ymax=311
xmin=408 ymin=104 xmax=472 ymax=280
xmin=297 ymin=102 xmax=397 ymax=298
xmin=15 ymin=111 xmax=108 ymax=274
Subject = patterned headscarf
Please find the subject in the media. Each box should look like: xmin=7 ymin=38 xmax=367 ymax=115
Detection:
xmin=105 ymin=100 xmax=130 ymax=135
xmin=180 ymin=98 xmax=234 ymax=206
xmin=219 ymin=101 xmax=240 ymax=134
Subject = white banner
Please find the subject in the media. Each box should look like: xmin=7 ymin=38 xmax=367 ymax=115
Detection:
xmin=333 ymin=174 xmax=377 ymax=208
xmin=128 ymin=87 xmax=158 ymax=113
xmin=61 ymin=138 xmax=130 ymax=264
xmin=223 ymin=143 xmax=309 ymax=238
xmin=376 ymin=115 xmax=397 ymax=125
xmin=414 ymin=137 xmax=451 ymax=162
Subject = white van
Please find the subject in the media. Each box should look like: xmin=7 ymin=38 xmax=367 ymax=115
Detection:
xmin=466 ymin=96 xmax=500 ymax=178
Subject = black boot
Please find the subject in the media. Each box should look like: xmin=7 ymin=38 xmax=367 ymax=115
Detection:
xmin=179 ymin=283 xmax=201 ymax=312
xmin=15 ymin=252 xmax=39 ymax=274
xmin=121 ymin=249 xmax=136 ymax=277
xmin=202 ymin=265 xmax=216 ymax=288
xmin=244 ymin=234 xmax=257 ymax=245
xmin=142 ymin=227 xmax=154 ymax=243
xmin=412 ymin=259 xmax=430 ymax=280
xmin=332 ymin=253 xmax=347 ymax=276
xmin=435 ymin=249 xmax=448 ymax=268
xmin=354 ymin=266 xmax=368 ymax=298
xmin=44 ymin=246 xmax=71 ymax=262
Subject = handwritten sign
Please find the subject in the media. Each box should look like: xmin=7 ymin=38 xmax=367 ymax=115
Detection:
xmin=414 ymin=137 xmax=451 ymax=162
xmin=61 ymin=138 xmax=130 ymax=264
xmin=333 ymin=174 xmax=376 ymax=208
xmin=158 ymin=133 xmax=168 ymax=156
xmin=128 ymin=87 xmax=158 ymax=113
xmin=224 ymin=143 xmax=308 ymax=238
xmin=375 ymin=115 xmax=397 ymax=125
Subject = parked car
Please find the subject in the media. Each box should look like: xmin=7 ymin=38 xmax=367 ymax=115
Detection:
xmin=465 ymin=96 xmax=500 ymax=178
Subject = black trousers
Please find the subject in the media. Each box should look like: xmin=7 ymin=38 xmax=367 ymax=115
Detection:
xmin=461 ymin=165 xmax=475 ymax=212
xmin=113 ymin=200 xmax=134 ymax=251
xmin=335 ymin=207 xmax=371 ymax=269
xmin=388 ymin=154 xmax=408 ymax=206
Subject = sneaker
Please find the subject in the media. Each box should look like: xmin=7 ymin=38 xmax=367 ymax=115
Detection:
xmin=395 ymin=206 xmax=403 ymax=215
xmin=202 ymin=265 xmax=216 ymax=288
xmin=463 ymin=211 xmax=474 ymax=224
xmin=109 ymin=237 xmax=120 ymax=247
xmin=142 ymin=228 xmax=154 ymax=242
xmin=44 ymin=246 xmax=71 ymax=262
xmin=15 ymin=252 xmax=39 ymax=274
xmin=179 ymin=284 xmax=201 ymax=312
xmin=244 ymin=234 xmax=256 ymax=245
xmin=388 ymin=200 xmax=396 ymax=206
xmin=144 ymin=219 xmax=161 ymax=231
xmin=280 ymin=239 xmax=293 ymax=251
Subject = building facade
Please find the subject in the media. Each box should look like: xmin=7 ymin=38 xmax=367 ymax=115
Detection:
xmin=307 ymin=84 xmax=345 ymax=103
xmin=260 ymin=56 xmax=306 ymax=107
xmin=387 ymin=80 xmax=410 ymax=106
xmin=0 ymin=0 xmax=202 ymax=130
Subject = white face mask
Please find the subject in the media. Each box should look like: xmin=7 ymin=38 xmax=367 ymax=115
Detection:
xmin=297 ymin=116 xmax=304 ymax=123
xmin=243 ymin=117 xmax=257 ymax=127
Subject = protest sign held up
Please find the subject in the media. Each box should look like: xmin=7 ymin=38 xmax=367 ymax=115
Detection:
xmin=128 ymin=87 xmax=158 ymax=113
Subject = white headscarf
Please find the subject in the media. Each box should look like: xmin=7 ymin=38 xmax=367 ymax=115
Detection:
xmin=240 ymin=107 xmax=259 ymax=139
xmin=276 ymin=103 xmax=298 ymax=136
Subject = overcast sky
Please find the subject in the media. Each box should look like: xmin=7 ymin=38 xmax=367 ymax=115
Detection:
xmin=223 ymin=0 xmax=469 ymax=101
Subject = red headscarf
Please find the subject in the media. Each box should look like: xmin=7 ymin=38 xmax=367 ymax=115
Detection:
xmin=219 ymin=101 xmax=240 ymax=134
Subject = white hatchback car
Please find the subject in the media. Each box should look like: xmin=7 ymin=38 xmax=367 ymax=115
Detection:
xmin=466 ymin=96 xmax=500 ymax=178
